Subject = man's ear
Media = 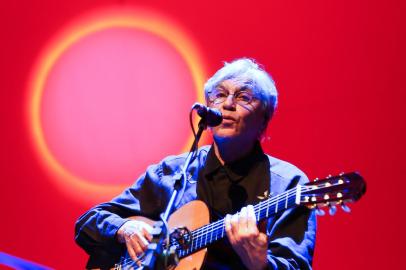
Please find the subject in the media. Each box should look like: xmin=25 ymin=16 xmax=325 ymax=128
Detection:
xmin=258 ymin=115 xmax=269 ymax=138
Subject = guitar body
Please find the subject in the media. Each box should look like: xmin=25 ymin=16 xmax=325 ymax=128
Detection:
xmin=89 ymin=172 xmax=365 ymax=270
xmin=127 ymin=200 xmax=210 ymax=270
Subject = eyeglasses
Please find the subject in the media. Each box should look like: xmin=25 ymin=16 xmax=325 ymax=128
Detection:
xmin=207 ymin=89 xmax=256 ymax=105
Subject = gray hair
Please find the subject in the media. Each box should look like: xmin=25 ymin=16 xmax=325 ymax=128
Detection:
xmin=204 ymin=58 xmax=278 ymax=122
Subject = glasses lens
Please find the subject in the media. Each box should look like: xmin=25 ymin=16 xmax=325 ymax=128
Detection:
xmin=234 ymin=92 xmax=253 ymax=105
xmin=209 ymin=90 xmax=227 ymax=104
xmin=208 ymin=90 xmax=254 ymax=105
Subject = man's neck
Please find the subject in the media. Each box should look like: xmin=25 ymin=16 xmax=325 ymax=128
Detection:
xmin=213 ymin=138 xmax=257 ymax=165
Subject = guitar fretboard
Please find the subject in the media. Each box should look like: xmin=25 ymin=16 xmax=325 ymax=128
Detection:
xmin=172 ymin=185 xmax=305 ymax=258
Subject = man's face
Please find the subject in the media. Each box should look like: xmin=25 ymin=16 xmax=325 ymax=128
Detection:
xmin=208 ymin=79 xmax=267 ymax=144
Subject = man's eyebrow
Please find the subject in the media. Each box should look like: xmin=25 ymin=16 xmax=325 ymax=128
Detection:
xmin=238 ymin=86 xmax=249 ymax=92
xmin=215 ymin=84 xmax=250 ymax=92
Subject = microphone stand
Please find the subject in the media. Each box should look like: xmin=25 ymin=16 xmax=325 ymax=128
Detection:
xmin=141 ymin=117 xmax=208 ymax=270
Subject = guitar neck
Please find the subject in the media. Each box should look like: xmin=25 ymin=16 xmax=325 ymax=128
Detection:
xmin=175 ymin=186 xmax=303 ymax=258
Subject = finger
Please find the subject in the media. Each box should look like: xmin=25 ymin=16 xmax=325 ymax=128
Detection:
xmin=142 ymin=227 xmax=153 ymax=242
xmin=133 ymin=231 xmax=149 ymax=251
xmin=129 ymin=233 xmax=144 ymax=256
xmin=130 ymin=234 xmax=146 ymax=267
xmin=257 ymin=232 xmax=268 ymax=247
xmin=143 ymin=223 xmax=153 ymax=234
xmin=225 ymin=214 xmax=236 ymax=244
xmin=249 ymin=232 xmax=268 ymax=249
xmin=129 ymin=240 xmax=143 ymax=267
xmin=230 ymin=212 xmax=239 ymax=239
xmin=239 ymin=207 xmax=248 ymax=234
xmin=247 ymin=205 xmax=259 ymax=235
xmin=126 ymin=240 xmax=138 ymax=262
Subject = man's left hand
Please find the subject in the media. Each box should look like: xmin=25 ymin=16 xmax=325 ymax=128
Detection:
xmin=225 ymin=205 xmax=268 ymax=270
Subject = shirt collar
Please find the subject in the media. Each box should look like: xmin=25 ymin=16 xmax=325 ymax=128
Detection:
xmin=204 ymin=141 xmax=266 ymax=178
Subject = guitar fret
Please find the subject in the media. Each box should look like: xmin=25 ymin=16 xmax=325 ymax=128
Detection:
xmin=214 ymin=221 xmax=220 ymax=242
xmin=266 ymin=198 xmax=269 ymax=217
xmin=190 ymin=236 xmax=195 ymax=252
xmin=200 ymin=227 xmax=204 ymax=248
xmin=193 ymin=232 xmax=198 ymax=251
xmin=197 ymin=229 xmax=202 ymax=250
xmin=275 ymin=195 xmax=279 ymax=213
xmin=193 ymin=233 xmax=198 ymax=251
xmin=256 ymin=204 xmax=260 ymax=221
xmin=261 ymin=202 xmax=264 ymax=220
xmin=221 ymin=223 xmax=224 ymax=238
xmin=204 ymin=224 xmax=208 ymax=246
xmin=209 ymin=224 xmax=213 ymax=243
xmin=202 ymin=224 xmax=207 ymax=248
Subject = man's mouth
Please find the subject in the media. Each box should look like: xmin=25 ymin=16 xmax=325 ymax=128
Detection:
xmin=222 ymin=115 xmax=236 ymax=121
xmin=221 ymin=116 xmax=236 ymax=125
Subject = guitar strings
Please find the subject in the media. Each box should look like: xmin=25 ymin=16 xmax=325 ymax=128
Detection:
xmin=139 ymin=189 xmax=300 ymax=260
xmin=186 ymin=182 xmax=347 ymax=255
xmin=179 ymin=198 xmax=301 ymax=256
xmin=116 ymin=253 xmax=144 ymax=269
xmin=189 ymin=188 xmax=297 ymax=244
xmin=115 ymin=260 xmax=135 ymax=269
xmin=185 ymin=186 xmax=311 ymax=251
xmin=117 ymin=185 xmax=319 ymax=267
xmin=119 ymin=182 xmax=328 ymax=267
xmin=190 ymin=182 xmax=338 ymax=246
xmin=191 ymin=186 xmax=310 ymax=237
xmin=115 ymin=178 xmax=347 ymax=267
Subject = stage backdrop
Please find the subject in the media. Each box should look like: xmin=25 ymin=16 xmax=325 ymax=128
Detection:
xmin=1 ymin=0 xmax=405 ymax=269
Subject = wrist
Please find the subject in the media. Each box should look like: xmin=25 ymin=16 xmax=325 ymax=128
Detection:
xmin=116 ymin=219 xmax=130 ymax=243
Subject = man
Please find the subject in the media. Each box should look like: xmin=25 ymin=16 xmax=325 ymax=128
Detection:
xmin=75 ymin=58 xmax=316 ymax=269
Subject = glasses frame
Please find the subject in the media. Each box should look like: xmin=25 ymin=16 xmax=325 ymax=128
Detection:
xmin=207 ymin=88 xmax=257 ymax=106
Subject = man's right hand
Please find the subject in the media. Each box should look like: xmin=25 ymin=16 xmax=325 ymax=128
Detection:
xmin=117 ymin=220 xmax=153 ymax=263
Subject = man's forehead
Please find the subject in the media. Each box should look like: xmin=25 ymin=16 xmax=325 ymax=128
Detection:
xmin=216 ymin=79 xmax=252 ymax=92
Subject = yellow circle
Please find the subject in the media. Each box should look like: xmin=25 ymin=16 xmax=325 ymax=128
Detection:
xmin=27 ymin=7 xmax=207 ymax=203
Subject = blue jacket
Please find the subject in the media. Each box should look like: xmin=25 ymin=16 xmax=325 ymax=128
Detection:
xmin=75 ymin=145 xmax=316 ymax=269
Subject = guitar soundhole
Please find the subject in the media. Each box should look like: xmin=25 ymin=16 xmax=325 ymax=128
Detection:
xmin=170 ymin=227 xmax=192 ymax=250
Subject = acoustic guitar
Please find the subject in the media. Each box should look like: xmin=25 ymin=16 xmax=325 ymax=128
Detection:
xmin=105 ymin=172 xmax=366 ymax=270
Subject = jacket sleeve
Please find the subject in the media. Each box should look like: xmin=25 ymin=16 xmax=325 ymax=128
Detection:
xmin=265 ymin=173 xmax=317 ymax=270
xmin=74 ymin=163 xmax=167 ymax=268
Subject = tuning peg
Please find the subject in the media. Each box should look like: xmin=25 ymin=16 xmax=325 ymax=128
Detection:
xmin=328 ymin=205 xmax=337 ymax=216
xmin=315 ymin=207 xmax=325 ymax=216
xmin=341 ymin=203 xmax=351 ymax=213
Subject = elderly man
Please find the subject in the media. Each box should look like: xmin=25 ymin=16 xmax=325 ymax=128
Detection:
xmin=75 ymin=58 xmax=316 ymax=270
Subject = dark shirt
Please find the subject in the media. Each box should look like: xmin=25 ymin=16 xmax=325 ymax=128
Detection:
xmin=197 ymin=144 xmax=270 ymax=269
xmin=198 ymin=143 xmax=270 ymax=218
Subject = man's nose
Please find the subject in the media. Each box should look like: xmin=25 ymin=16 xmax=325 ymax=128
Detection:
xmin=222 ymin=94 xmax=236 ymax=109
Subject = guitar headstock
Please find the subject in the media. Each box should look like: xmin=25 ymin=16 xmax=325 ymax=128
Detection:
xmin=301 ymin=172 xmax=366 ymax=215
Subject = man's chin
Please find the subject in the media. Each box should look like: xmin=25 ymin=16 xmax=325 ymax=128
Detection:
xmin=213 ymin=131 xmax=239 ymax=143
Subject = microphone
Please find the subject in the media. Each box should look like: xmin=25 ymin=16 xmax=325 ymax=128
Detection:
xmin=192 ymin=103 xmax=223 ymax=127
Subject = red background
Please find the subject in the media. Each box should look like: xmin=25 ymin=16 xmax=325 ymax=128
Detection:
xmin=1 ymin=0 xmax=405 ymax=269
